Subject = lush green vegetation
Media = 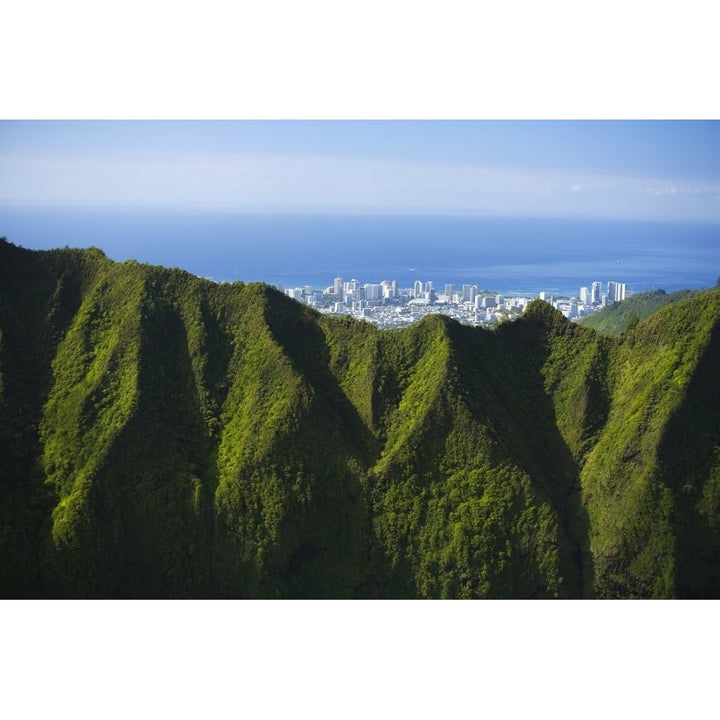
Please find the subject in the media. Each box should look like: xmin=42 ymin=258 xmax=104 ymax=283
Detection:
xmin=2 ymin=237 xmax=719 ymax=598
xmin=579 ymin=288 xmax=699 ymax=335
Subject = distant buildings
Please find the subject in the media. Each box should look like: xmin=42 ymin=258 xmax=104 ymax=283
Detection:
xmin=283 ymin=271 xmax=632 ymax=330
xmin=364 ymin=283 xmax=383 ymax=301
xmin=607 ymin=281 xmax=627 ymax=302
xmin=381 ymin=280 xmax=397 ymax=299
xmin=580 ymin=281 xmax=627 ymax=306
xmin=462 ymin=284 xmax=477 ymax=303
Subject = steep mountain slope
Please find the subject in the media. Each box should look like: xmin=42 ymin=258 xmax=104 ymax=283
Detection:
xmin=579 ymin=288 xmax=699 ymax=335
xmin=579 ymin=291 xmax=720 ymax=597
xmin=1 ymin=239 xmax=719 ymax=598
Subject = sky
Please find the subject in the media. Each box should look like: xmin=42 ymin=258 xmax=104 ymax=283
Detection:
xmin=1 ymin=120 xmax=719 ymax=223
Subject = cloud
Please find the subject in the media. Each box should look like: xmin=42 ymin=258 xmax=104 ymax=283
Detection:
xmin=1 ymin=150 xmax=720 ymax=222
xmin=644 ymin=185 xmax=678 ymax=196
xmin=642 ymin=183 xmax=720 ymax=198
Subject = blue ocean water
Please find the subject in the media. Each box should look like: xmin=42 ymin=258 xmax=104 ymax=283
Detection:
xmin=1 ymin=207 xmax=719 ymax=297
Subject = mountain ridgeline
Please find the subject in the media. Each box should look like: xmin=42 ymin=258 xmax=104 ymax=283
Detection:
xmin=2 ymin=238 xmax=719 ymax=598
xmin=579 ymin=288 xmax=701 ymax=335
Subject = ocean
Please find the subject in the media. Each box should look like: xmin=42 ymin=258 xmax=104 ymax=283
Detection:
xmin=1 ymin=207 xmax=719 ymax=297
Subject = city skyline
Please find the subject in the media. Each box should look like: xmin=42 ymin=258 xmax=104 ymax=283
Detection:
xmin=283 ymin=271 xmax=631 ymax=330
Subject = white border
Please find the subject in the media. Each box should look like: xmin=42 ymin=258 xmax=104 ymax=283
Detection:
xmin=2 ymin=1 xmax=719 ymax=118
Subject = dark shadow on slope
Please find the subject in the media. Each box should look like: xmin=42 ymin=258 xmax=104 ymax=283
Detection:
xmin=658 ymin=316 xmax=720 ymax=598
xmin=55 ymin=292 xmax=218 ymax=598
xmin=233 ymin=287 xmax=384 ymax=597
xmin=0 ymin=243 xmax=95 ymax=596
xmin=488 ymin=309 xmax=596 ymax=598
xmin=198 ymin=292 xmax=236 ymax=430
xmin=262 ymin=288 xmax=378 ymax=464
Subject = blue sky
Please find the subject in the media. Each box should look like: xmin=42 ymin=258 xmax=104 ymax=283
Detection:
xmin=1 ymin=120 xmax=719 ymax=221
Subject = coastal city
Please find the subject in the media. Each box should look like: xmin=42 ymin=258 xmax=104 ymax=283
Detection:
xmin=280 ymin=277 xmax=629 ymax=329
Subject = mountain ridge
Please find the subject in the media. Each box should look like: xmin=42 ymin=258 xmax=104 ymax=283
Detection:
xmin=1 ymin=238 xmax=719 ymax=598
xmin=578 ymin=288 xmax=701 ymax=335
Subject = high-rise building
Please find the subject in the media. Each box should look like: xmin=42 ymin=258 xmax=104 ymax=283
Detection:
xmin=591 ymin=281 xmax=602 ymax=305
xmin=414 ymin=280 xmax=423 ymax=298
xmin=462 ymin=284 xmax=477 ymax=303
xmin=333 ymin=277 xmax=343 ymax=296
xmin=444 ymin=283 xmax=454 ymax=299
xmin=607 ymin=281 xmax=626 ymax=302
xmin=364 ymin=283 xmax=383 ymax=301
xmin=580 ymin=286 xmax=590 ymax=304
xmin=342 ymin=279 xmax=360 ymax=305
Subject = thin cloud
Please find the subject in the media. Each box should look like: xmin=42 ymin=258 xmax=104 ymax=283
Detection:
xmin=1 ymin=150 xmax=719 ymax=222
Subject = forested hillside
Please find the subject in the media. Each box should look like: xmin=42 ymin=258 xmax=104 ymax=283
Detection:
xmin=1 ymin=238 xmax=719 ymax=598
xmin=579 ymin=288 xmax=699 ymax=335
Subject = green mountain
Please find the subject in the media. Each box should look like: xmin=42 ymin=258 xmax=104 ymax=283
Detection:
xmin=579 ymin=288 xmax=700 ymax=335
xmin=2 ymin=238 xmax=719 ymax=598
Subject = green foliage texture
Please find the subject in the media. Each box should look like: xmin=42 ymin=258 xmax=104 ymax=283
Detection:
xmin=2 ymin=239 xmax=720 ymax=598
xmin=579 ymin=289 xmax=699 ymax=335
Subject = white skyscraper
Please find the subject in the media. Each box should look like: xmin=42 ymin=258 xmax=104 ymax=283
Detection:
xmin=607 ymin=282 xmax=626 ymax=302
xmin=462 ymin=284 xmax=477 ymax=303
xmin=591 ymin=281 xmax=601 ymax=305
